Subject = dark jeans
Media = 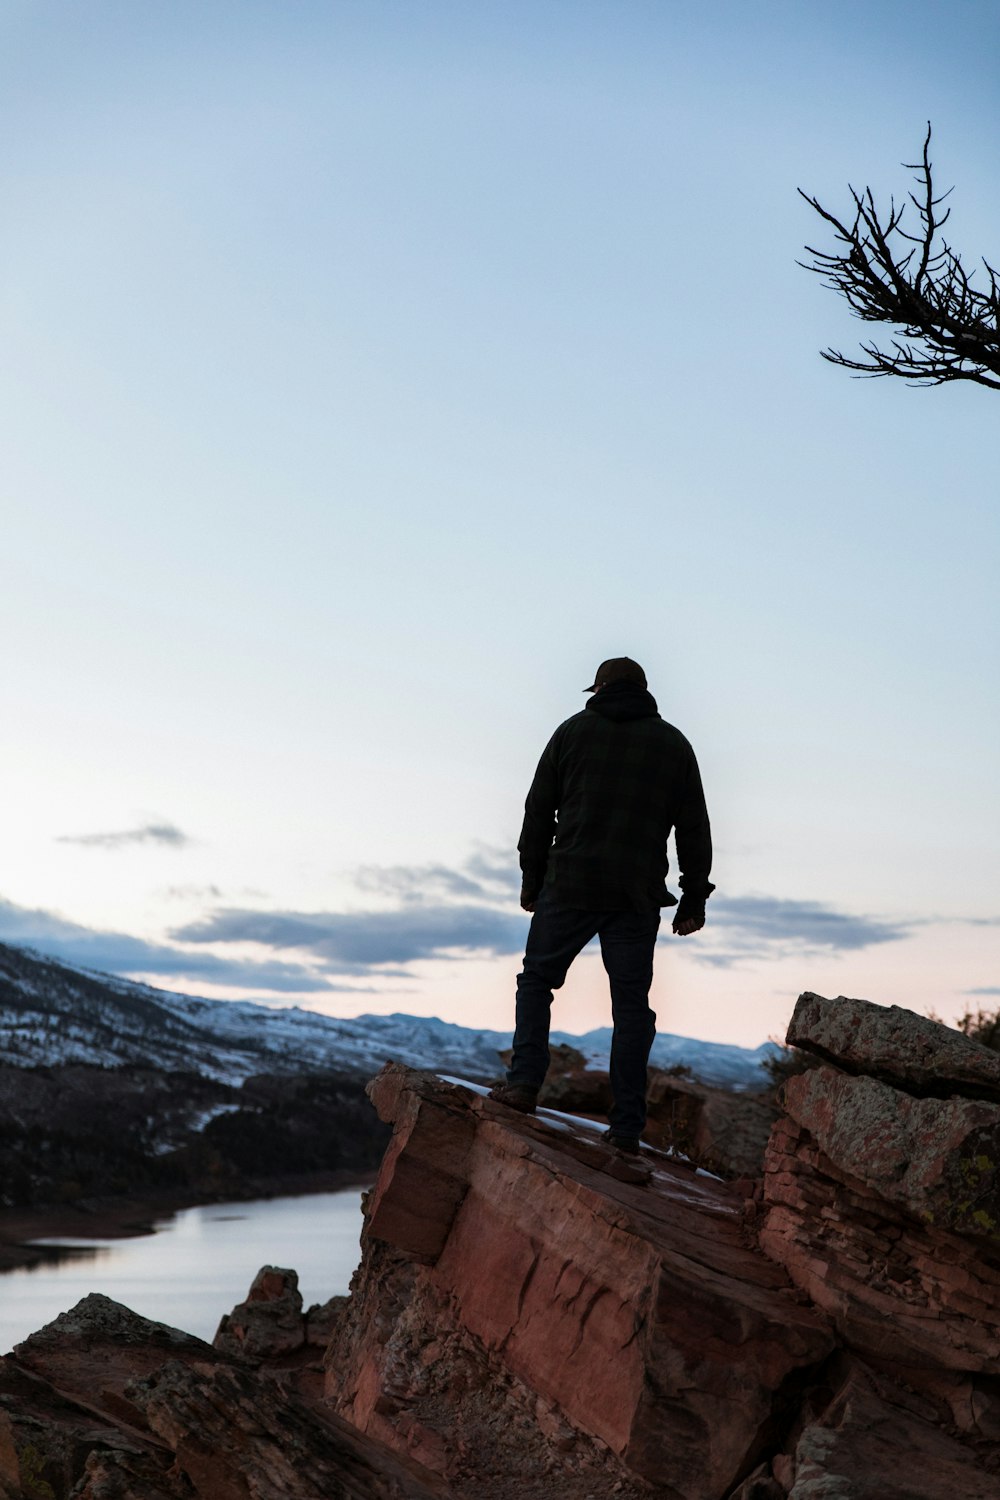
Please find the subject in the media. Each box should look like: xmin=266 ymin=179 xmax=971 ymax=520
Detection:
xmin=507 ymin=892 xmax=661 ymax=1138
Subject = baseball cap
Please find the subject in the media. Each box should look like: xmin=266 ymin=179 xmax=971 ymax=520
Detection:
xmin=584 ymin=657 xmax=648 ymax=693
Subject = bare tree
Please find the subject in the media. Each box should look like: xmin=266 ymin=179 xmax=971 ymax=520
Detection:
xmin=800 ymin=126 xmax=1000 ymax=390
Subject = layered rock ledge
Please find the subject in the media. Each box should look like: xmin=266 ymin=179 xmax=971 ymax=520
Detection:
xmin=3 ymin=993 xmax=1000 ymax=1498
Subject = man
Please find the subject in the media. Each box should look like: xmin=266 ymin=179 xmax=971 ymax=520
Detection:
xmin=489 ymin=657 xmax=714 ymax=1154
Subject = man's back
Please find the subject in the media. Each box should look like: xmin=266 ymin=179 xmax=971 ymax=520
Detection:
xmin=518 ymin=678 xmax=713 ymax=913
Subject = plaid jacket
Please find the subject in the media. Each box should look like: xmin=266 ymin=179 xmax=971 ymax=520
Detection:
xmin=518 ymin=684 xmax=714 ymax=911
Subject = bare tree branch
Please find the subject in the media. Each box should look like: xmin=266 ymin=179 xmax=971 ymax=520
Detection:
xmin=800 ymin=125 xmax=1000 ymax=390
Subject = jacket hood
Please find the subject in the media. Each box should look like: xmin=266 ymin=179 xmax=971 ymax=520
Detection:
xmin=585 ymin=682 xmax=660 ymax=722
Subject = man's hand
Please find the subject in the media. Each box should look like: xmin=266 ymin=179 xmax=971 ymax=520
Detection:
xmin=672 ymin=912 xmax=705 ymax=936
xmin=520 ymin=890 xmax=538 ymax=913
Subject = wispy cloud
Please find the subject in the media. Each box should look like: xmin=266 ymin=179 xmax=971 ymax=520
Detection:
xmin=354 ymin=844 xmax=520 ymax=905
xmin=708 ymin=895 xmax=908 ymax=949
xmin=964 ymin=986 xmax=1000 ymax=997
xmin=172 ymin=902 xmax=526 ymax=971
xmin=0 ymin=898 xmax=342 ymax=992
xmin=57 ymin=822 xmax=190 ymax=850
xmin=686 ymin=894 xmax=911 ymax=969
xmin=172 ymin=855 xmax=911 ymax=976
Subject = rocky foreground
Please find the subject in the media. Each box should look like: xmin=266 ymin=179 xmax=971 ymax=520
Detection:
xmin=2 ymin=993 xmax=1000 ymax=1498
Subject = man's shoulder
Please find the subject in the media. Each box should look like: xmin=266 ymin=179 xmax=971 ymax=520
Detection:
xmin=544 ymin=709 xmax=591 ymax=742
xmin=655 ymin=717 xmax=695 ymax=752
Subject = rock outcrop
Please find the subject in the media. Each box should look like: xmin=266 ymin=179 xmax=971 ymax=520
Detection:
xmin=786 ymin=990 xmax=1000 ymax=1100
xmin=4 ymin=992 xmax=1000 ymax=1499
xmin=326 ymin=994 xmax=1000 ymax=1497
xmin=755 ymin=992 xmax=1000 ymax=1495
xmin=327 ymin=1066 xmax=833 ymax=1499
xmin=212 ymin=1264 xmax=343 ymax=1362
xmin=0 ymin=1293 xmax=448 ymax=1499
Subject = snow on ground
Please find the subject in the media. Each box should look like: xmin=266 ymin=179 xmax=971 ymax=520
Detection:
xmin=436 ymin=1075 xmax=715 ymax=1171
xmin=438 ymin=1075 xmax=606 ymax=1136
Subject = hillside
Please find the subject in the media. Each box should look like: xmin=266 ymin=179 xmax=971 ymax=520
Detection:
xmin=0 ymin=940 xmax=777 ymax=1087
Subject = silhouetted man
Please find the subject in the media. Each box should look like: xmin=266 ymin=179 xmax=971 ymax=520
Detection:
xmin=489 ymin=657 xmax=714 ymax=1153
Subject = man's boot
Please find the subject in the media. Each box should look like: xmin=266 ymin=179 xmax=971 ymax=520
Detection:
xmin=488 ymin=1083 xmax=539 ymax=1115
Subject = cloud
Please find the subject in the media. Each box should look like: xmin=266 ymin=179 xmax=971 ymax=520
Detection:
xmin=57 ymin=822 xmax=190 ymax=850
xmin=0 ymin=897 xmax=334 ymax=992
xmin=708 ymin=895 xmax=909 ymax=949
xmin=682 ymin=894 xmax=911 ymax=969
xmin=171 ymin=856 xmax=910 ymax=978
xmin=172 ymin=902 xmax=526 ymax=971
xmin=354 ymin=844 xmax=520 ymax=906
xmin=964 ymin=986 xmax=1000 ymax=997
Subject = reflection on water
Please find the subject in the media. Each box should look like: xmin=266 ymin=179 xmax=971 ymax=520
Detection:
xmin=18 ymin=1244 xmax=111 ymax=1271
xmin=0 ymin=1188 xmax=366 ymax=1353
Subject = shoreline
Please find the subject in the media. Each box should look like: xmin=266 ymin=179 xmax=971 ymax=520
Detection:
xmin=0 ymin=1169 xmax=375 ymax=1273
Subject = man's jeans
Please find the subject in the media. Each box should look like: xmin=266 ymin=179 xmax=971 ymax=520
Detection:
xmin=507 ymin=892 xmax=661 ymax=1139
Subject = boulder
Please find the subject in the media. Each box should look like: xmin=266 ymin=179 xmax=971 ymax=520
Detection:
xmin=786 ymin=991 xmax=1000 ymax=1100
xmin=787 ymin=1363 xmax=999 ymax=1498
xmin=213 ymin=1264 xmax=305 ymax=1361
xmin=781 ymin=1064 xmax=1000 ymax=1244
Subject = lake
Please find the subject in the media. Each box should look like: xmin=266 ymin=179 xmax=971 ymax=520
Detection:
xmin=0 ymin=1187 xmax=367 ymax=1354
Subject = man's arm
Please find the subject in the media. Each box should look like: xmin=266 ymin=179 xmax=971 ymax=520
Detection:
xmin=672 ymin=747 xmax=715 ymax=936
xmin=517 ymin=733 xmax=560 ymax=911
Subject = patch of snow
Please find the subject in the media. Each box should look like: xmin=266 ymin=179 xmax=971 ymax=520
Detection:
xmin=537 ymin=1107 xmax=606 ymax=1137
xmin=437 ymin=1075 xmax=490 ymax=1097
xmin=188 ymin=1102 xmax=243 ymax=1132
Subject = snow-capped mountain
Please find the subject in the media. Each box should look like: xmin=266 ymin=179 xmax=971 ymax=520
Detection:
xmin=0 ymin=941 xmax=778 ymax=1089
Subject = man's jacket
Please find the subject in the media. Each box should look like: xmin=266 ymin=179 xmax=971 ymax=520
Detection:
xmin=518 ymin=682 xmax=714 ymax=912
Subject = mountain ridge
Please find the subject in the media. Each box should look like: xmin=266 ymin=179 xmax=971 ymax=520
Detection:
xmin=0 ymin=940 xmax=777 ymax=1088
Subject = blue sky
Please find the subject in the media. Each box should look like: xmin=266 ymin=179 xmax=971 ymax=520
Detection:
xmin=1 ymin=1 xmax=998 ymax=1046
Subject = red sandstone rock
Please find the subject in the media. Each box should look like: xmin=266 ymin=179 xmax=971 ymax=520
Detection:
xmin=5 ymin=1292 xmax=451 ymax=1499
xmin=786 ymin=1363 xmax=999 ymax=1498
xmin=781 ymin=1064 xmax=1000 ymax=1244
xmin=213 ymin=1264 xmax=306 ymax=1361
xmin=787 ymin=990 xmax=1000 ymax=1099
xmin=760 ymin=1110 xmax=1000 ymax=1374
xmin=327 ymin=1066 xmax=834 ymax=1499
xmin=328 ymin=1055 xmax=1000 ymax=1497
xmin=362 ymin=1066 xmax=476 ymax=1262
xmin=304 ymin=1294 xmax=345 ymax=1349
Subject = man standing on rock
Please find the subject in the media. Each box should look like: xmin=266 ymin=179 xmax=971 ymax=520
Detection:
xmin=490 ymin=657 xmax=714 ymax=1154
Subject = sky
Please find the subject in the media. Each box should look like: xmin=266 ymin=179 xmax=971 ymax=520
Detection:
xmin=1 ymin=0 xmax=998 ymax=1048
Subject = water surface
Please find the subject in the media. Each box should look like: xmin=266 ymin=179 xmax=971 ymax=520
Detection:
xmin=0 ymin=1188 xmax=365 ymax=1353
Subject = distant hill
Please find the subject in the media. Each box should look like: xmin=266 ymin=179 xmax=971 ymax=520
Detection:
xmin=0 ymin=941 xmax=777 ymax=1089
